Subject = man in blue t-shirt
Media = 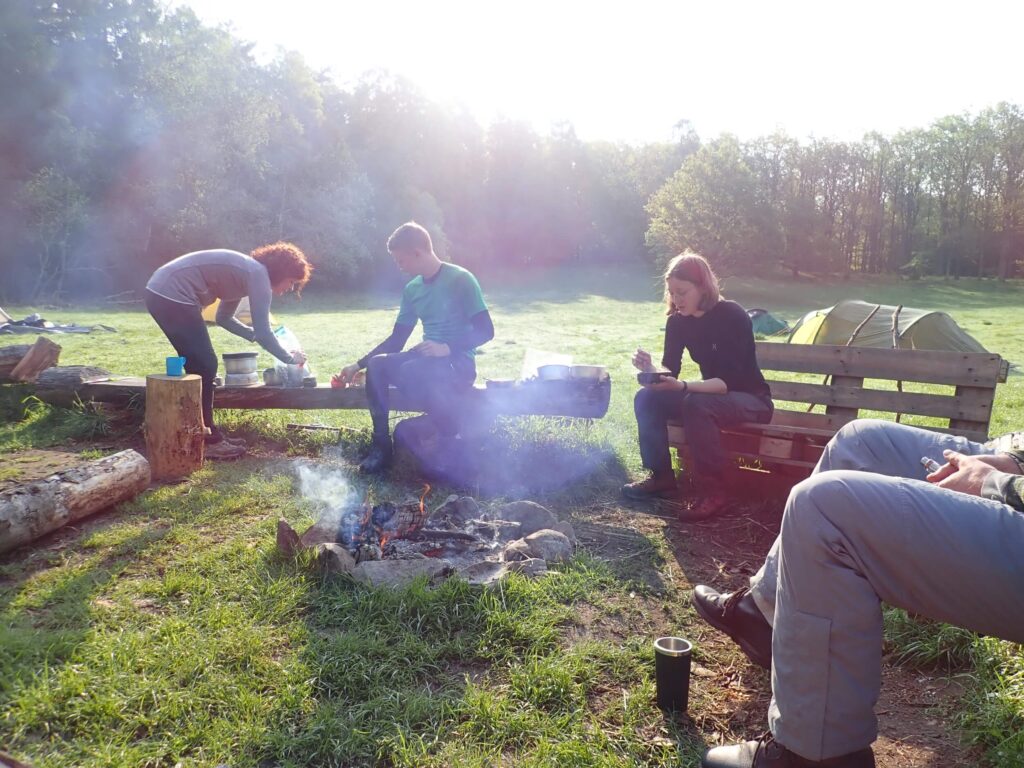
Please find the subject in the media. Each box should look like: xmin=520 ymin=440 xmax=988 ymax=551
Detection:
xmin=334 ymin=222 xmax=494 ymax=473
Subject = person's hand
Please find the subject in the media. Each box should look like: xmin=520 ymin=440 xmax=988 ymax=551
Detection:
xmin=927 ymin=450 xmax=1007 ymax=496
xmin=632 ymin=348 xmax=657 ymax=373
xmin=646 ymin=377 xmax=686 ymax=392
xmin=413 ymin=340 xmax=450 ymax=357
xmin=290 ymin=350 xmax=308 ymax=367
xmin=333 ymin=362 xmax=360 ymax=387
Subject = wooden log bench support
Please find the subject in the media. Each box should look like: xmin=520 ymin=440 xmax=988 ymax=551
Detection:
xmin=668 ymin=342 xmax=1006 ymax=485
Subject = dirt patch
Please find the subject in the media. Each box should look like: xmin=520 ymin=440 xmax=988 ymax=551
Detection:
xmin=576 ymin=497 xmax=984 ymax=766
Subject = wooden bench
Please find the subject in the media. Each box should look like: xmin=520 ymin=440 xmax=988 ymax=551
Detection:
xmin=668 ymin=342 xmax=1007 ymax=484
xmin=31 ymin=369 xmax=613 ymax=419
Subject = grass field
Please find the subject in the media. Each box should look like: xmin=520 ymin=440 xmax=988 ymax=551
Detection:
xmin=1 ymin=267 xmax=1023 ymax=766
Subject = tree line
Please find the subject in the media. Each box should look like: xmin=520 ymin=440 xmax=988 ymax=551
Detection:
xmin=2 ymin=0 xmax=1022 ymax=302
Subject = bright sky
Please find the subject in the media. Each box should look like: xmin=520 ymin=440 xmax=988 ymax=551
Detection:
xmin=178 ymin=0 xmax=1024 ymax=145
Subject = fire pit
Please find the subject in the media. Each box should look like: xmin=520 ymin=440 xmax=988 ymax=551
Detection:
xmin=278 ymin=462 xmax=575 ymax=587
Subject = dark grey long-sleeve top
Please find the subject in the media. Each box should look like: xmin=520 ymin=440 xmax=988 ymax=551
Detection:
xmin=145 ymin=249 xmax=294 ymax=363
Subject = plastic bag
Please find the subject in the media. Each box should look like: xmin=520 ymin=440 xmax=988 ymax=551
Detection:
xmin=273 ymin=325 xmax=313 ymax=387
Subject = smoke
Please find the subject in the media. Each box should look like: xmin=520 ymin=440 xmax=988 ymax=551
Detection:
xmin=294 ymin=461 xmax=354 ymax=530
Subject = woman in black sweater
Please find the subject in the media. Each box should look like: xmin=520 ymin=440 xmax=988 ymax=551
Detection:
xmin=623 ymin=252 xmax=773 ymax=521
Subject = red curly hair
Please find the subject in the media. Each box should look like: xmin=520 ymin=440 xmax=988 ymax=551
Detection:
xmin=251 ymin=242 xmax=313 ymax=295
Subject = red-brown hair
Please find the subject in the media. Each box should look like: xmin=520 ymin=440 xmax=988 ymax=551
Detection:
xmin=664 ymin=251 xmax=721 ymax=314
xmin=251 ymin=242 xmax=313 ymax=295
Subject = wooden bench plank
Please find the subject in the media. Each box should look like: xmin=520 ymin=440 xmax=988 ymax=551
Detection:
xmin=947 ymin=385 xmax=998 ymax=438
xmin=755 ymin=344 xmax=1004 ymax=387
xmin=766 ymin=380 xmax=994 ymax=422
xmin=825 ymin=374 xmax=862 ymax=423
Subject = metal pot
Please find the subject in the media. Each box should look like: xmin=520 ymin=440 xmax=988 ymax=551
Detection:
xmin=223 ymin=371 xmax=259 ymax=387
xmin=537 ymin=364 xmax=571 ymax=381
xmin=570 ymin=364 xmax=606 ymax=380
xmin=222 ymin=351 xmax=258 ymax=375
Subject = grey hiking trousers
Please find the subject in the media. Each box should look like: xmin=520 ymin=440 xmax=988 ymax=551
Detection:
xmin=745 ymin=419 xmax=1024 ymax=760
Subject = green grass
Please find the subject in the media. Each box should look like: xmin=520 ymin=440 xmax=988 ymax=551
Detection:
xmin=2 ymin=267 xmax=1023 ymax=766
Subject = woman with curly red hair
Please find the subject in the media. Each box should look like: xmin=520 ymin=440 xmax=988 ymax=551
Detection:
xmin=144 ymin=243 xmax=313 ymax=459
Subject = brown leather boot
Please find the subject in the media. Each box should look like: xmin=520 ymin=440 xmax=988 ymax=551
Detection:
xmin=621 ymin=471 xmax=677 ymax=500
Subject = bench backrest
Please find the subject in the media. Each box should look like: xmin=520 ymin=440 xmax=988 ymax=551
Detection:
xmin=755 ymin=342 xmax=1005 ymax=442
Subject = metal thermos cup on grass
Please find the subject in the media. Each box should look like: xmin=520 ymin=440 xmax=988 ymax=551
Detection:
xmin=654 ymin=636 xmax=692 ymax=712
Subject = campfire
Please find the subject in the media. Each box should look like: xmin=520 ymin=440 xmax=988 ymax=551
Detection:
xmin=277 ymin=462 xmax=575 ymax=587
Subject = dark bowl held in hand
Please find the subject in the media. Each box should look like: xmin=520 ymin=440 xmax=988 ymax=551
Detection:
xmin=637 ymin=371 xmax=669 ymax=385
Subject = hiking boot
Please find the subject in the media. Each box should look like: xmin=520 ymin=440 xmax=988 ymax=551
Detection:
xmin=702 ymin=732 xmax=874 ymax=767
xmin=221 ymin=435 xmax=248 ymax=448
xmin=205 ymin=440 xmax=246 ymax=461
xmin=693 ymin=585 xmax=773 ymax=669
xmin=621 ymin=471 xmax=677 ymax=500
xmin=677 ymin=493 xmax=729 ymax=522
xmin=359 ymin=439 xmax=393 ymax=474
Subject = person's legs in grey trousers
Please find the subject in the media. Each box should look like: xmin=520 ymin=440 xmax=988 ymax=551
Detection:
xmin=767 ymin=469 xmax=1024 ymax=760
xmin=748 ymin=419 xmax=990 ymax=624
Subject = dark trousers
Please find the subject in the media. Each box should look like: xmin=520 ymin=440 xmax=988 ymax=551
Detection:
xmin=365 ymin=351 xmax=476 ymax=442
xmin=145 ymin=290 xmax=222 ymax=443
xmin=634 ymin=387 xmax=772 ymax=491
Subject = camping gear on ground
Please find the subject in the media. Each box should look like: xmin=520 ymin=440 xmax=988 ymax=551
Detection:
xmin=747 ymin=308 xmax=789 ymax=336
xmin=570 ymin=364 xmax=606 ymax=380
xmin=788 ymin=299 xmax=988 ymax=352
xmin=165 ymin=356 xmax=186 ymax=376
xmin=0 ymin=310 xmax=116 ymax=335
xmin=224 ymin=372 xmax=259 ymax=387
xmin=222 ymin=351 xmax=259 ymax=374
xmin=537 ymin=364 xmax=572 ymax=381
xmin=654 ymin=636 xmax=692 ymax=712
xmin=201 ymin=297 xmax=274 ymax=326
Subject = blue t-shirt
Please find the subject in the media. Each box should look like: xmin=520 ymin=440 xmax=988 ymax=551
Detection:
xmin=396 ymin=263 xmax=488 ymax=358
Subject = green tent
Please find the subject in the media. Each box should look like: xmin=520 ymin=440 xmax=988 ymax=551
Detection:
xmin=747 ymin=308 xmax=789 ymax=336
xmin=787 ymin=299 xmax=988 ymax=353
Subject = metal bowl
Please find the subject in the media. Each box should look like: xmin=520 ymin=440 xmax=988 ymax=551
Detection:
xmin=570 ymin=364 xmax=606 ymax=380
xmin=537 ymin=364 xmax=572 ymax=381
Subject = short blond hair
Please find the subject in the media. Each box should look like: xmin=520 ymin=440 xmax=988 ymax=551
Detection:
xmin=663 ymin=251 xmax=721 ymax=314
xmin=387 ymin=221 xmax=433 ymax=253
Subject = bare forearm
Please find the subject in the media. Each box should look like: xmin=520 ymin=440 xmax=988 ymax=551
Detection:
xmin=682 ymin=377 xmax=728 ymax=394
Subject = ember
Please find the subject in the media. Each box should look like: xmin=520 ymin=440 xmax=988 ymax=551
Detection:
xmin=287 ymin=461 xmax=576 ymax=587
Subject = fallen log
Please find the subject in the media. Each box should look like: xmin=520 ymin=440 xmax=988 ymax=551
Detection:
xmin=0 ymin=344 xmax=33 ymax=381
xmin=33 ymin=378 xmax=612 ymax=418
xmin=33 ymin=365 xmax=112 ymax=407
xmin=9 ymin=336 xmax=62 ymax=382
xmin=0 ymin=449 xmax=151 ymax=554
